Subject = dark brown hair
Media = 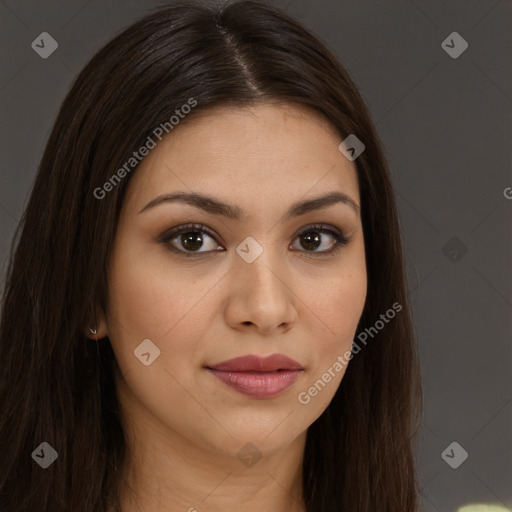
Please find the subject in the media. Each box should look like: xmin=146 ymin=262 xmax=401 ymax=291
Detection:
xmin=0 ymin=1 xmax=422 ymax=510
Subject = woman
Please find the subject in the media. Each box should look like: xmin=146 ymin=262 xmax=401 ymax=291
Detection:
xmin=0 ymin=1 xmax=422 ymax=510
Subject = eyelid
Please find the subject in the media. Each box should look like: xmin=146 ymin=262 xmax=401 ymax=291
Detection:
xmin=158 ymin=223 xmax=219 ymax=242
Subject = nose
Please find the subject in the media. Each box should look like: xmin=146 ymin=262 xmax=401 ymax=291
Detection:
xmin=224 ymin=244 xmax=298 ymax=335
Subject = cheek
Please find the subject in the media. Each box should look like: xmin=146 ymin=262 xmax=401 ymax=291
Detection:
xmin=106 ymin=248 xmax=219 ymax=377
xmin=300 ymin=255 xmax=366 ymax=378
xmin=305 ymin=260 xmax=366 ymax=338
xmin=295 ymin=270 xmax=366 ymax=416
xmin=107 ymin=243 xmax=205 ymax=337
xmin=107 ymin=266 xmax=171 ymax=339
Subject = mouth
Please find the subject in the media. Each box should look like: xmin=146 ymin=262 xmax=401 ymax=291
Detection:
xmin=206 ymin=353 xmax=303 ymax=372
xmin=205 ymin=368 xmax=303 ymax=399
xmin=205 ymin=353 xmax=304 ymax=399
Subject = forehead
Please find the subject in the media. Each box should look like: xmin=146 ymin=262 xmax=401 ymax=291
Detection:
xmin=123 ymin=103 xmax=360 ymax=214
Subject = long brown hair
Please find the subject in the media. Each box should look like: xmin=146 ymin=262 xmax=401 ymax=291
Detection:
xmin=0 ymin=1 xmax=422 ymax=510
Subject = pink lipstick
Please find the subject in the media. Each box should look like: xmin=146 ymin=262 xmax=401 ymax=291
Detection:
xmin=206 ymin=354 xmax=303 ymax=399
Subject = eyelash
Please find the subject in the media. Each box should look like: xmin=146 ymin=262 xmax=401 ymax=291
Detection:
xmin=158 ymin=223 xmax=350 ymax=258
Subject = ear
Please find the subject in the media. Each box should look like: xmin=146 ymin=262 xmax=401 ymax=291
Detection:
xmin=84 ymin=308 xmax=108 ymax=340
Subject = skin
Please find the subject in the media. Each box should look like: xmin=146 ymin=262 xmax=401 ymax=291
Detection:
xmin=90 ymin=103 xmax=367 ymax=512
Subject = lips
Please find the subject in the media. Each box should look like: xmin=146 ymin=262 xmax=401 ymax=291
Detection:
xmin=205 ymin=354 xmax=304 ymax=399
xmin=207 ymin=353 xmax=303 ymax=372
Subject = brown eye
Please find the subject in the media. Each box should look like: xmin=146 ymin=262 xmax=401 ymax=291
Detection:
xmin=291 ymin=224 xmax=349 ymax=255
xmin=159 ymin=224 xmax=223 ymax=255
xmin=178 ymin=231 xmax=207 ymax=252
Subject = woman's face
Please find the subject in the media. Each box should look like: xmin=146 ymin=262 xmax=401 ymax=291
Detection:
xmin=102 ymin=103 xmax=367 ymax=461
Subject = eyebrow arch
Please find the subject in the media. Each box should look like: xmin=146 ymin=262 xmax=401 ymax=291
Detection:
xmin=138 ymin=190 xmax=360 ymax=220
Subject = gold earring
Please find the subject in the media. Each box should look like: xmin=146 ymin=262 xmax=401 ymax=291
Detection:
xmin=90 ymin=327 xmax=97 ymax=336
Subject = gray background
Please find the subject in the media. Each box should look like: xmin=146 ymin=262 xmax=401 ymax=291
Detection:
xmin=1 ymin=1 xmax=511 ymax=511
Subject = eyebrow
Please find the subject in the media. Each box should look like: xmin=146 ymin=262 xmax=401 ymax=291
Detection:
xmin=138 ymin=190 xmax=360 ymax=220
